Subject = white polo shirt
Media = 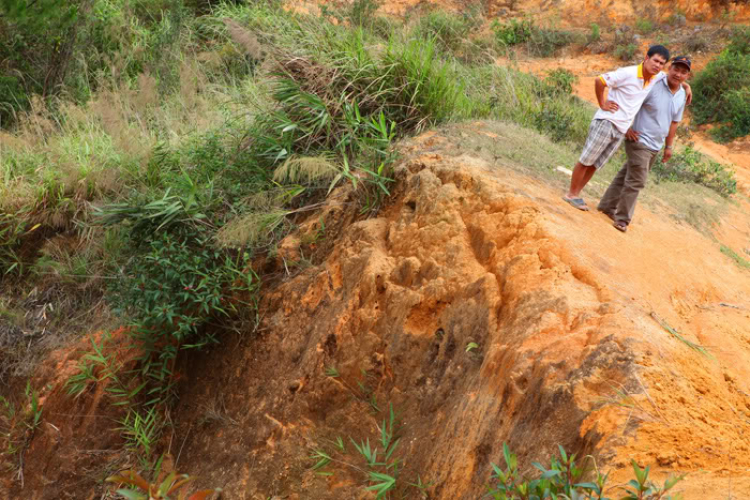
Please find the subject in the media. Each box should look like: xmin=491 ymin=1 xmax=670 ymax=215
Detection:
xmin=593 ymin=64 xmax=666 ymax=134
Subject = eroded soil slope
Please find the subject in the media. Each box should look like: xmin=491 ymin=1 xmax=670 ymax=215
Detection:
xmin=168 ymin=122 xmax=750 ymax=499
xmin=5 ymin=122 xmax=750 ymax=499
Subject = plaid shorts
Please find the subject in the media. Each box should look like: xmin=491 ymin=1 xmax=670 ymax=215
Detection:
xmin=579 ymin=119 xmax=625 ymax=170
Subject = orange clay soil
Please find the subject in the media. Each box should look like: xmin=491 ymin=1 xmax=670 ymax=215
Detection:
xmin=164 ymin=123 xmax=750 ymax=499
xmin=3 ymin=120 xmax=750 ymax=499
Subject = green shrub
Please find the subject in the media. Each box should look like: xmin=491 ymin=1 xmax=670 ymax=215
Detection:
xmin=492 ymin=18 xmax=574 ymax=57
xmin=728 ymin=25 xmax=750 ymax=55
xmin=492 ymin=18 xmax=534 ymax=46
xmin=614 ymin=42 xmax=638 ymax=61
xmin=527 ymin=26 xmax=575 ymax=57
xmin=544 ymin=68 xmax=577 ymax=95
xmin=635 ymin=18 xmax=656 ymax=34
xmin=652 ymin=146 xmax=737 ymax=197
xmin=106 ymin=219 xmax=257 ymax=405
xmin=713 ymin=88 xmax=750 ymax=141
xmin=588 ymin=22 xmax=601 ymax=44
xmin=691 ymin=46 xmax=750 ymax=141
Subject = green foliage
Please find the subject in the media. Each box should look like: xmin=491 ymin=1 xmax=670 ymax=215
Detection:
xmin=492 ymin=18 xmax=534 ymax=46
xmin=105 ymin=221 xmax=257 ymax=406
xmin=588 ymin=23 xmax=601 ymax=44
xmin=691 ymin=27 xmax=750 ymax=140
xmin=118 ymin=407 xmax=164 ymax=466
xmin=728 ymin=25 xmax=750 ymax=55
xmin=0 ymin=76 xmax=29 ymax=127
xmin=491 ymin=18 xmax=574 ymax=57
xmin=634 ymin=18 xmax=656 ymax=34
xmin=0 ymin=213 xmax=30 ymax=277
xmin=65 ymin=334 xmax=125 ymax=399
xmin=414 ymin=10 xmax=479 ymax=52
xmin=349 ymin=0 xmax=380 ymax=27
xmin=488 ymin=444 xmax=684 ymax=499
xmin=106 ymin=467 xmax=221 ymax=500
xmin=651 ymin=146 xmax=737 ymax=197
xmin=526 ymin=26 xmax=576 ymax=57
xmin=0 ymin=381 xmax=43 ymax=470
xmin=312 ymin=404 xmax=429 ymax=499
xmin=614 ymin=43 xmax=638 ymax=61
xmin=720 ymin=245 xmax=750 ymax=270
xmin=544 ymin=68 xmax=577 ymax=95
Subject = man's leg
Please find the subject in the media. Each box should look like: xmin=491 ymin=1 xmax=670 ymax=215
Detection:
xmin=598 ymin=162 xmax=628 ymax=215
xmin=614 ymin=143 xmax=656 ymax=226
xmin=598 ymin=145 xmax=635 ymax=214
xmin=565 ymin=120 xmax=624 ymax=205
xmin=567 ymin=162 xmax=597 ymax=198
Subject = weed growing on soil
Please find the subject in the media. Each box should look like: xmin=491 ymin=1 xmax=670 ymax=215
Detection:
xmin=0 ymin=381 xmax=43 ymax=475
xmin=487 ymin=444 xmax=684 ymax=499
xmin=311 ymin=404 xmax=428 ymax=499
xmin=720 ymin=245 xmax=750 ymax=270
xmin=651 ymin=147 xmax=737 ymax=197
xmin=650 ymin=312 xmax=713 ymax=359
xmin=106 ymin=467 xmax=221 ymax=499
xmin=118 ymin=407 xmax=165 ymax=469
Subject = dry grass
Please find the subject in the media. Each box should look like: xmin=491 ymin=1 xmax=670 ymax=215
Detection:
xmin=0 ymin=58 xmax=251 ymax=221
xmin=273 ymin=155 xmax=339 ymax=184
xmin=223 ymin=18 xmax=264 ymax=61
xmin=214 ymin=210 xmax=290 ymax=249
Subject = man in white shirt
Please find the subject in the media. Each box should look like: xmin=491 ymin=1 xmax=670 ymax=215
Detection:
xmin=562 ymin=45 xmax=671 ymax=211
xmin=598 ymin=56 xmax=691 ymax=232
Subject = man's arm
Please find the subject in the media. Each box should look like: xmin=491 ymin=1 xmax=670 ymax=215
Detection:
xmin=682 ymin=82 xmax=692 ymax=105
xmin=596 ymin=77 xmax=619 ymax=112
xmin=662 ymin=121 xmax=680 ymax=162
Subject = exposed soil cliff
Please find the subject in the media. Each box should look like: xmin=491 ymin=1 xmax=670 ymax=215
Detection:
xmin=10 ymin=120 xmax=750 ymax=499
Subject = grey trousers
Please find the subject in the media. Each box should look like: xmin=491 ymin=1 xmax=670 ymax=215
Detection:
xmin=597 ymin=140 xmax=659 ymax=226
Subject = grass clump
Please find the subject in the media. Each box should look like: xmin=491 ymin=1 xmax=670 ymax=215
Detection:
xmin=692 ymin=26 xmax=750 ymax=141
xmin=651 ymin=146 xmax=737 ymax=197
xmin=414 ymin=9 xmax=480 ymax=53
xmin=721 ymin=245 xmax=750 ymax=270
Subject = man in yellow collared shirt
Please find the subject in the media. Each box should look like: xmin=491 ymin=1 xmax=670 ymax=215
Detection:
xmin=563 ymin=45 xmax=671 ymax=211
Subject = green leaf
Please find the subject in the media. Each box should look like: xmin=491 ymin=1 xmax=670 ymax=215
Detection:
xmin=114 ymin=489 xmax=147 ymax=500
xmin=367 ymin=472 xmax=397 ymax=499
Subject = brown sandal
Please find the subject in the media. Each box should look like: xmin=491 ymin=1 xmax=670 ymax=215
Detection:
xmin=613 ymin=222 xmax=628 ymax=233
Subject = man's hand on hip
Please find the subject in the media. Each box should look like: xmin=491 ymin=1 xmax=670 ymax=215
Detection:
xmin=600 ymin=100 xmax=619 ymax=112
xmin=625 ymin=128 xmax=640 ymax=141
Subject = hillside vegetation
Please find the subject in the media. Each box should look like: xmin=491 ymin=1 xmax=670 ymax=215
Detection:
xmin=0 ymin=1 xmax=746 ymax=498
